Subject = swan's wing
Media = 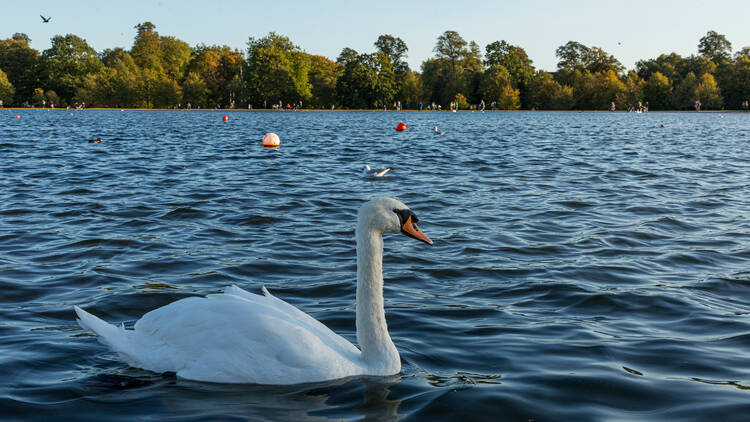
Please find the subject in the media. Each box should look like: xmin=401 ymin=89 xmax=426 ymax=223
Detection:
xmin=374 ymin=168 xmax=391 ymax=177
xmin=125 ymin=287 xmax=361 ymax=383
xmin=225 ymin=285 xmax=360 ymax=355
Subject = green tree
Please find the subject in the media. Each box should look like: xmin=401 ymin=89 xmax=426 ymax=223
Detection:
xmin=0 ymin=68 xmax=15 ymax=104
xmin=181 ymin=71 xmax=208 ymax=107
xmin=45 ymin=90 xmax=60 ymax=107
xmin=673 ymin=72 xmax=699 ymax=109
xmin=374 ymin=34 xmax=409 ymax=103
xmin=721 ymin=55 xmax=750 ymax=109
xmin=41 ymin=34 xmax=104 ymax=104
xmin=153 ymin=77 xmax=182 ymax=107
xmin=374 ymin=35 xmax=408 ymax=73
xmin=31 ymin=87 xmax=46 ymax=107
xmin=335 ymin=49 xmax=396 ymax=108
xmin=616 ymin=72 xmax=644 ymax=109
xmin=698 ymin=30 xmax=732 ymax=63
xmin=556 ymin=41 xmax=624 ymax=74
xmin=434 ymin=30 xmax=468 ymax=71
xmin=480 ymin=64 xmax=519 ymax=109
xmin=159 ymin=36 xmax=191 ymax=80
xmin=484 ymin=40 xmax=535 ymax=97
xmin=78 ymin=50 xmax=141 ymax=107
xmin=526 ymin=71 xmax=574 ymax=110
xmin=642 ymin=72 xmax=672 ymax=109
xmin=423 ymin=31 xmax=481 ymax=106
xmin=591 ymin=70 xmax=626 ymax=110
xmin=636 ymin=53 xmax=684 ymax=84
xmin=399 ymin=69 xmax=423 ymax=109
xmin=694 ymin=73 xmax=722 ymax=109
xmin=131 ymin=22 xmax=163 ymax=73
xmin=0 ymin=34 xmax=40 ymax=103
xmin=454 ymin=93 xmax=468 ymax=109
xmin=307 ymin=54 xmax=339 ymax=107
xmin=245 ymin=33 xmax=311 ymax=106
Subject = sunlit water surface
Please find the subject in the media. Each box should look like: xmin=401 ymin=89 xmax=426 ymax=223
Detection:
xmin=1 ymin=109 xmax=749 ymax=421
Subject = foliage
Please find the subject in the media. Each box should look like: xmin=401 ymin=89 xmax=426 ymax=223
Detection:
xmin=694 ymin=73 xmax=723 ymax=109
xmin=5 ymin=25 xmax=750 ymax=110
xmin=484 ymin=40 xmax=535 ymax=106
xmin=0 ymin=68 xmax=15 ymax=103
xmin=307 ymin=55 xmax=339 ymax=107
xmin=643 ymin=72 xmax=672 ymax=110
xmin=556 ymin=41 xmax=624 ymax=74
xmin=479 ymin=64 xmax=520 ymax=109
xmin=246 ymin=32 xmax=311 ymax=106
xmin=336 ymin=49 xmax=396 ymax=108
xmin=698 ymin=30 xmax=732 ymax=63
xmin=454 ymin=93 xmax=468 ymax=109
xmin=0 ymin=34 xmax=39 ymax=103
xmin=41 ymin=34 xmax=104 ymax=104
xmin=526 ymin=71 xmax=574 ymax=110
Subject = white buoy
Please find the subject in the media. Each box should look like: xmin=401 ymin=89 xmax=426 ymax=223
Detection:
xmin=262 ymin=132 xmax=280 ymax=147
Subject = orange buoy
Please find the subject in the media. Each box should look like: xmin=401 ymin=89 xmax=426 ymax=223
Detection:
xmin=262 ymin=132 xmax=280 ymax=147
xmin=395 ymin=122 xmax=406 ymax=131
xmin=222 ymin=115 xmax=228 ymax=122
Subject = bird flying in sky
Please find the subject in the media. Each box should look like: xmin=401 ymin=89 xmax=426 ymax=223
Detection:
xmin=40 ymin=15 xmax=51 ymax=23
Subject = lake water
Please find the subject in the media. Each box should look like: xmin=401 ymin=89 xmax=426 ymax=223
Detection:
xmin=1 ymin=109 xmax=749 ymax=421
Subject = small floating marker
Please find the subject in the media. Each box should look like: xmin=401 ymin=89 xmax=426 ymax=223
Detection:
xmin=262 ymin=132 xmax=280 ymax=147
xmin=15 ymin=115 xmax=20 ymax=119
xmin=395 ymin=122 xmax=407 ymax=131
xmin=222 ymin=115 xmax=228 ymax=122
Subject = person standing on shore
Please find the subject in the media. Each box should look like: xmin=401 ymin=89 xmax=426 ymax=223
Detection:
xmin=610 ymin=102 xmax=616 ymax=112
xmin=695 ymin=100 xmax=701 ymax=112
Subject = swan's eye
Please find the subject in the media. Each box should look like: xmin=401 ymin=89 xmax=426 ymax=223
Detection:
xmin=393 ymin=209 xmax=417 ymax=226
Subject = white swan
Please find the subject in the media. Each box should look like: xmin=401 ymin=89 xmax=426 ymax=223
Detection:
xmin=74 ymin=197 xmax=432 ymax=384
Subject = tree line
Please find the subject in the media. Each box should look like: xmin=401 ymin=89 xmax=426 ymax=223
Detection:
xmin=1 ymin=24 xmax=749 ymax=110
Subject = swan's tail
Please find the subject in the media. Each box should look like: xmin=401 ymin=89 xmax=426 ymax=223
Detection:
xmin=74 ymin=306 xmax=131 ymax=353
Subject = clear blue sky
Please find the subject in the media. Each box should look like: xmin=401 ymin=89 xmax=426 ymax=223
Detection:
xmin=3 ymin=0 xmax=750 ymax=72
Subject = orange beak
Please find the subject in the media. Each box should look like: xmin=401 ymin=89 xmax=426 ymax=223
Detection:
xmin=401 ymin=216 xmax=433 ymax=246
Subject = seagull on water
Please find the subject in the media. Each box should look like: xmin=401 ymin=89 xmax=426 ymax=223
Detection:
xmin=363 ymin=165 xmax=391 ymax=178
xmin=433 ymin=126 xmax=445 ymax=136
xmin=40 ymin=15 xmax=51 ymax=23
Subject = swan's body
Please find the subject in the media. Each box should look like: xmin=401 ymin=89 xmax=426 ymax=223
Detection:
xmin=75 ymin=197 xmax=432 ymax=384
xmin=363 ymin=165 xmax=391 ymax=178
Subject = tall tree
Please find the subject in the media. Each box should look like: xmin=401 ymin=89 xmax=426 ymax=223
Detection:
xmin=0 ymin=68 xmax=15 ymax=104
xmin=480 ymin=64 xmax=520 ymax=110
xmin=374 ymin=35 xmax=408 ymax=73
xmin=159 ymin=36 xmax=191 ymax=81
xmin=698 ymin=30 xmax=732 ymax=63
xmin=307 ymin=54 xmax=339 ymax=107
xmin=642 ymin=72 xmax=672 ymax=109
xmin=485 ymin=40 xmax=535 ymax=106
xmin=41 ymin=34 xmax=103 ymax=103
xmin=526 ymin=70 xmax=574 ymax=110
xmin=694 ymin=73 xmax=722 ymax=109
xmin=131 ymin=22 xmax=163 ymax=73
xmin=556 ymin=41 xmax=624 ymax=74
xmin=434 ymin=30 xmax=468 ymax=72
xmin=245 ymin=32 xmax=311 ymax=106
xmin=0 ymin=34 xmax=39 ymax=103
xmin=335 ymin=49 xmax=396 ymax=108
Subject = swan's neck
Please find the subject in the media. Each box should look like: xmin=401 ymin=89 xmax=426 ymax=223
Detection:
xmin=356 ymin=224 xmax=400 ymax=373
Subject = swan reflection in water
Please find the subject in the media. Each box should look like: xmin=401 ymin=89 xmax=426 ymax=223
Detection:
xmin=82 ymin=372 xmax=404 ymax=421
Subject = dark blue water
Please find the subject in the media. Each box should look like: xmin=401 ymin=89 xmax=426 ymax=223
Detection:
xmin=1 ymin=109 xmax=749 ymax=421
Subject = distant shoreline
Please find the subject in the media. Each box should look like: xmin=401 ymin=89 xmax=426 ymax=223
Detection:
xmin=2 ymin=108 xmax=743 ymax=113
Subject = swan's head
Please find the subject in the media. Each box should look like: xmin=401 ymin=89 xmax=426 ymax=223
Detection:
xmin=359 ymin=197 xmax=433 ymax=245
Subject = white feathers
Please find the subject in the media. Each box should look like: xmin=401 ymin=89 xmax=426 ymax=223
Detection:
xmin=363 ymin=165 xmax=391 ymax=178
xmin=75 ymin=197 xmax=417 ymax=384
